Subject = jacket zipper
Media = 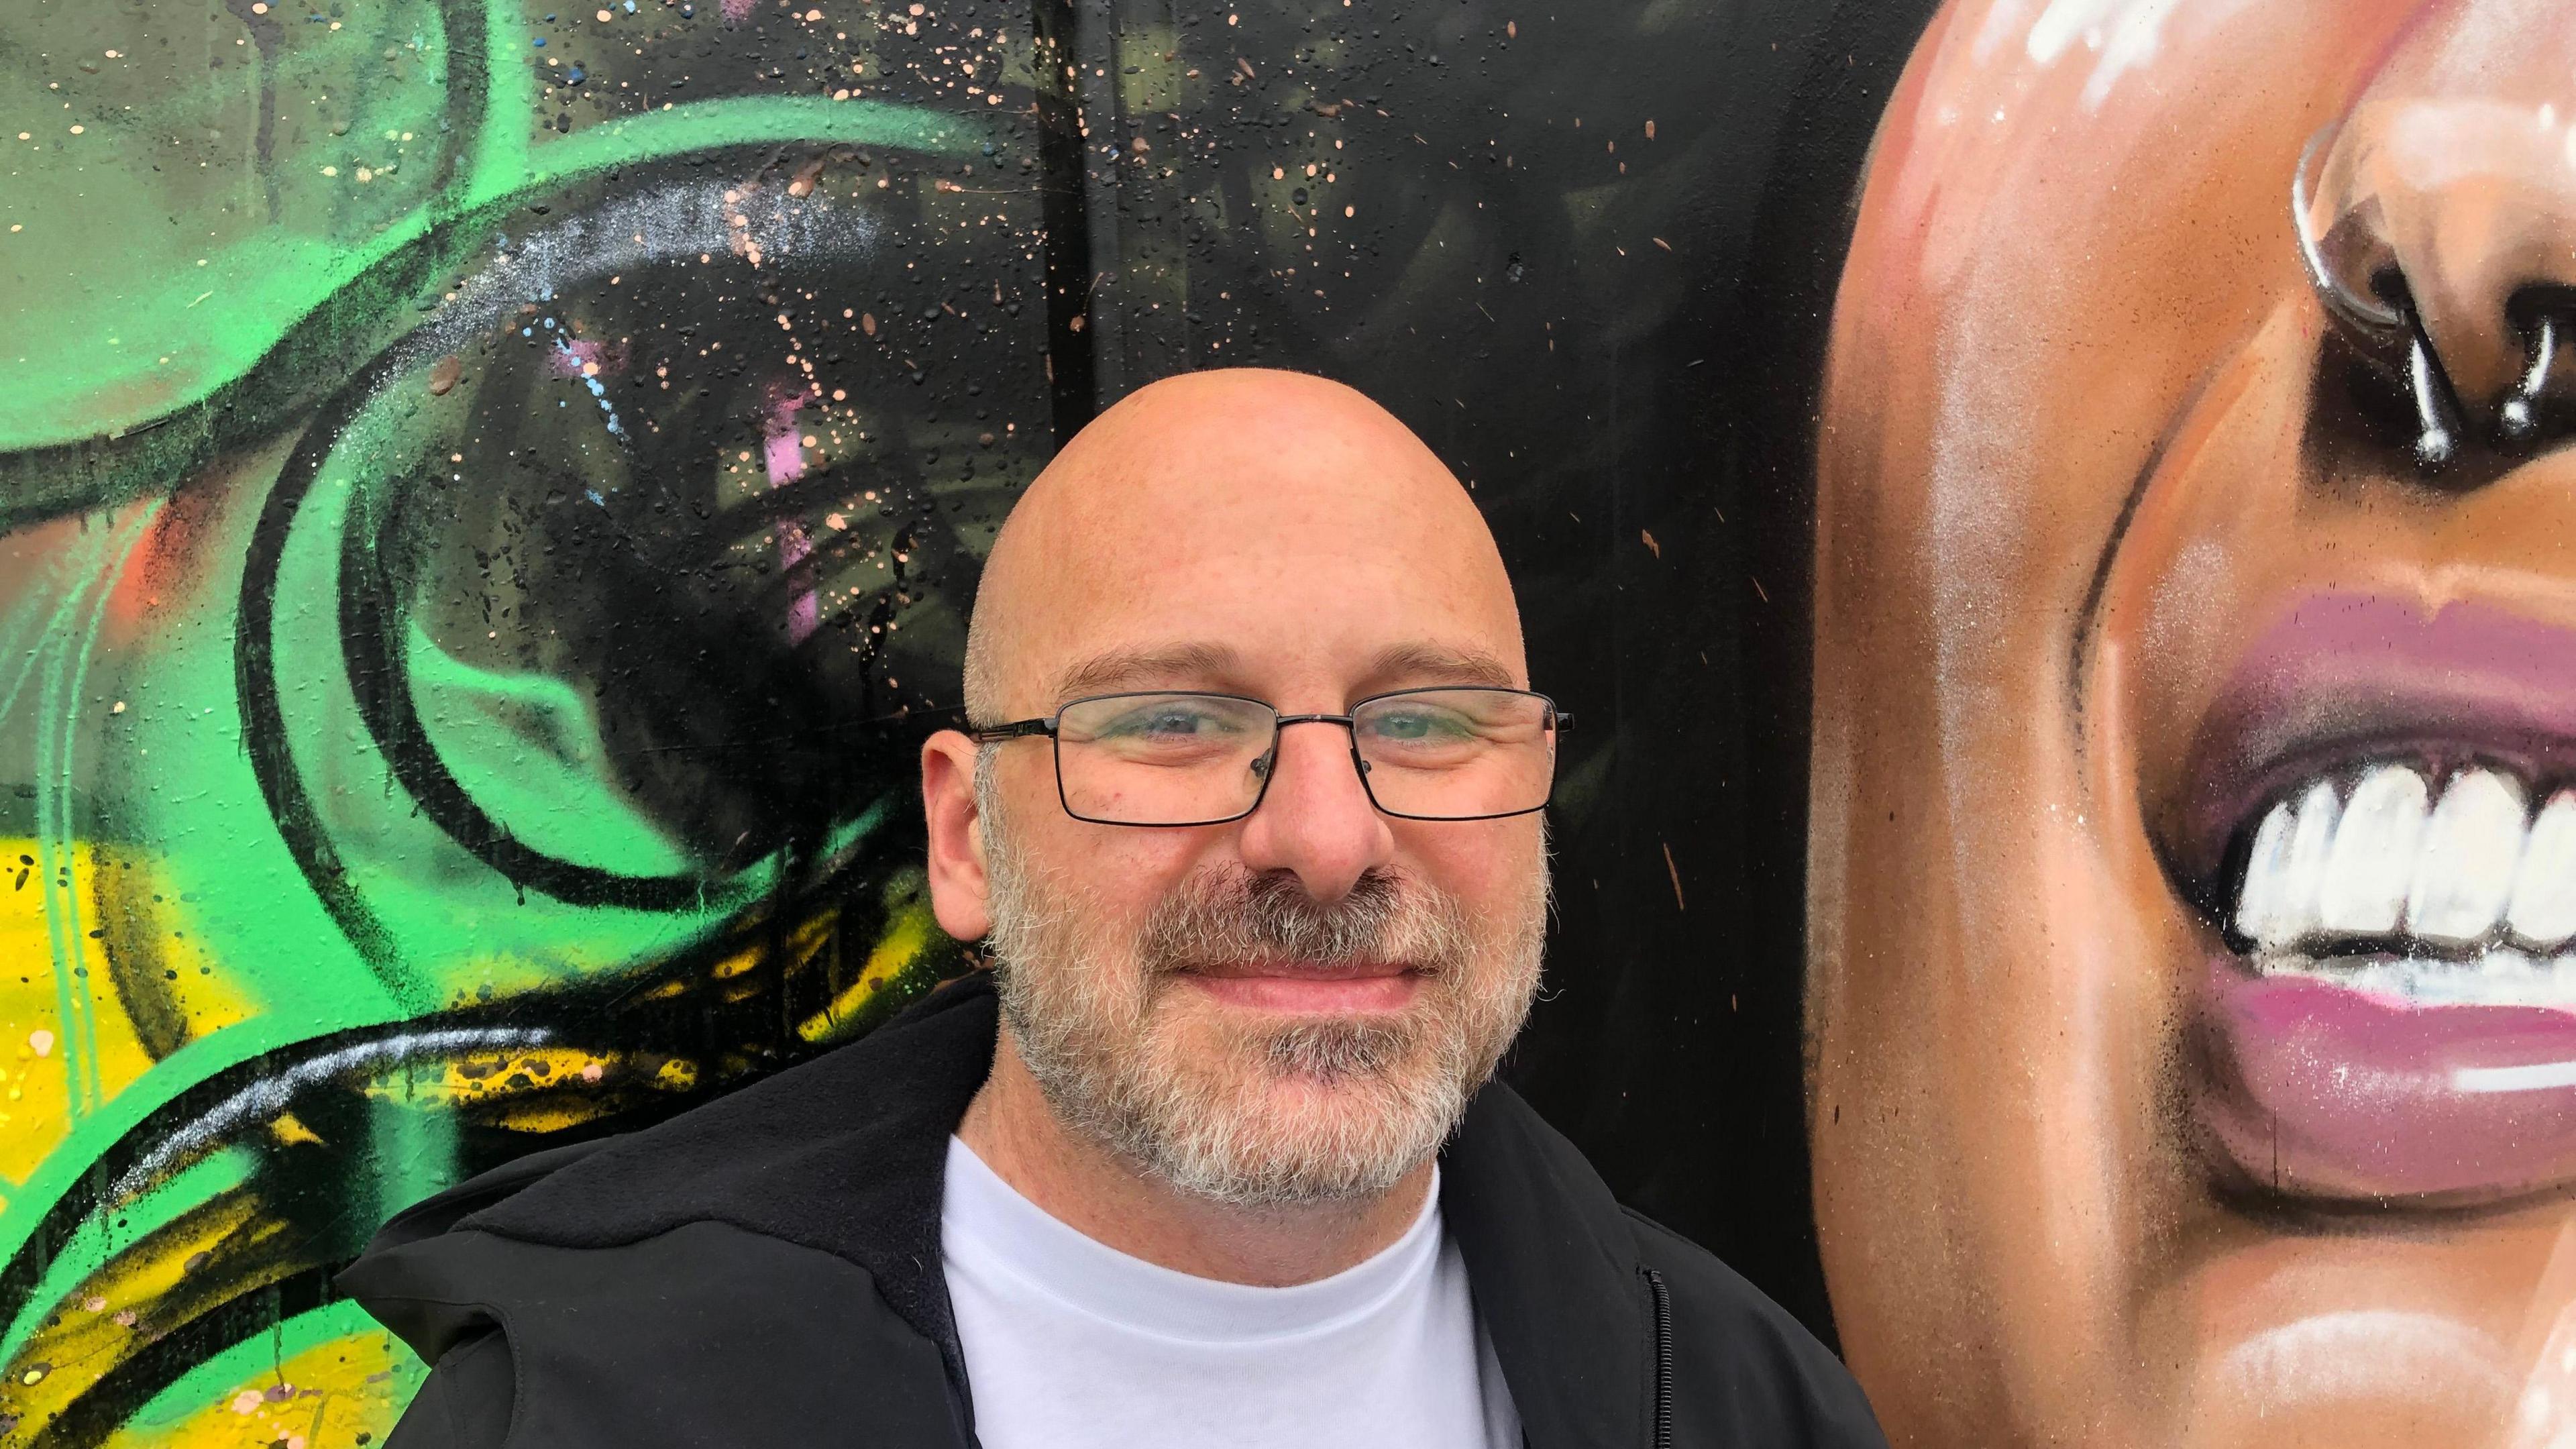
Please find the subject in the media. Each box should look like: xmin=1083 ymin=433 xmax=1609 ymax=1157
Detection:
xmin=1641 ymin=1267 xmax=1674 ymax=1449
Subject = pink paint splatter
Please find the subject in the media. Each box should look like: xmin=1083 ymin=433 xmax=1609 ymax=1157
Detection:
xmin=763 ymin=390 xmax=820 ymax=644
xmin=546 ymin=337 xmax=618 ymax=378
xmin=721 ymin=0 xmax=755 ymax=19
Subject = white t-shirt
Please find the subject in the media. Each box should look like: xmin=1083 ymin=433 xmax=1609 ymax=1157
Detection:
xmin=941 ymin=1136 xmax=1523 ymax=1449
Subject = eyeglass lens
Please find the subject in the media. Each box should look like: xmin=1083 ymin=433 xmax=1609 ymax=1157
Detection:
xmin=1050 ymin=689 xmax=1557 ymax=826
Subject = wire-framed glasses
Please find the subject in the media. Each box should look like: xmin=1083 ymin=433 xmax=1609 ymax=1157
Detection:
xmin=972 ymin=688 xmax=1573 ymax=826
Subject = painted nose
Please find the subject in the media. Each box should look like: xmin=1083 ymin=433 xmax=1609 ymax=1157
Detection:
xmin=2298 ymin=0 xmax=2576 ymax=458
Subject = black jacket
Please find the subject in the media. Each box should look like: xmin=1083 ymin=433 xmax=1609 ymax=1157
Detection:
xmin=339 ymin=975 xmax=1886 ymax=1449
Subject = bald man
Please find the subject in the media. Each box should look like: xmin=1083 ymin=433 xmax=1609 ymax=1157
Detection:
xmin=341 ymin=370 xmax=1884 ymax=1449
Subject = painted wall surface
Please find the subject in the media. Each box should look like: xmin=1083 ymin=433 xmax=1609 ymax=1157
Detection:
xmin=7 ymin=0 xmax=2567 ymax=1446
xmin=1806 ymin=3 xmax=2576 ymax=1447
xmin=0 ymin=1 xmax=1847 ymax=1441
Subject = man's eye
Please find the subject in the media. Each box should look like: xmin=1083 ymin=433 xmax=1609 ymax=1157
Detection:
xmin=1108 ymin=706 xmax=1232 ymax=738
xmin=1369 ymin=710 xmax=1471 ymax=742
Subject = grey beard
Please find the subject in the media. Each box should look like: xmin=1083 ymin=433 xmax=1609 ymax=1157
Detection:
xmin=975 ymin=752 xmax=1548 ymax=1208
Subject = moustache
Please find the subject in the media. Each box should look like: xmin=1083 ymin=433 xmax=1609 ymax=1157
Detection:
xmin=1136 ymin=867 xmax=1475 ymax=978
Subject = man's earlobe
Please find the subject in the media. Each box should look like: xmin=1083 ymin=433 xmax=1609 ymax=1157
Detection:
xmin=921 ymin=730 xmax=994 ymax=943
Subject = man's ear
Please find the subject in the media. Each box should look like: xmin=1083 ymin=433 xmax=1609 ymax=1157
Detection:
xmin=920 ymin=729 xmax=993 ymax=943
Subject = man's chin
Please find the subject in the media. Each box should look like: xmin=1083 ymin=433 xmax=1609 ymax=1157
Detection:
xmin=1108 ymin=1014 xmax=1464 ymax=1203
xmin=1137 ymin=1095 xmax=1447 ymax=1208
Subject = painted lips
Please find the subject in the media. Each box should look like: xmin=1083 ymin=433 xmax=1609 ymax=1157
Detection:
xmin=2182 ymin=594 xmax=2576 ymax=1203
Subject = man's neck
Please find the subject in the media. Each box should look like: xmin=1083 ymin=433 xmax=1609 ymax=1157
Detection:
xmin=953 ymin=1030 xmax=1434 ymax=1288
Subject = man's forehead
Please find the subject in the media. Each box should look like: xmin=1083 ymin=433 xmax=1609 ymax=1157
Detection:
xmin=967 ymin=369 xmax=1527 ymax=712
xmin=1032 ymin=639 xmax=1523 ymax=706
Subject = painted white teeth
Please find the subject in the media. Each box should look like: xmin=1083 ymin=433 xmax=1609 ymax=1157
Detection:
xmin=2508 ymin=792 xmax=2576 ymax=948
xmin=2406 ymin=768 xmax=2526 ymax=943
xmin=2276 ymin=780 xmax=2340 ymax=941
xmin=2235 ymin=766 xmax=2576 ymax=1010
xmin=2234 ymin=780 xmax=2340 ymax=944
xmin=2316 ymin=765 xmax=2430 ymax=934
xmin=2233 ymin=798 xmax=2294 ymax=943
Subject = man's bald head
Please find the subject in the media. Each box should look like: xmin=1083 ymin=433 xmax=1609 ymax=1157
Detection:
xmin=926 ymin=368 xmax=1550 ymax=1224
xmin=961 ymin=369 xmax=1523 ymax=722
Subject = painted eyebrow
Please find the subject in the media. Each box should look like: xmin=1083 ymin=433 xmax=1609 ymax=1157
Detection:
xmin=1046 ymin=643 xmax=1248 ymax=703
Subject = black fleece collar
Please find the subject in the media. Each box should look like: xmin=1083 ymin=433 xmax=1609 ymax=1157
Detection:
xmin=457 ymin=971 xmax=1653 ymax=1449
xmin=461 ymin=974 xmax=997 ymax=1358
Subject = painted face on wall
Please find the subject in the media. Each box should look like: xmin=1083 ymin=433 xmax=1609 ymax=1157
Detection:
xmin=0 ymin=2 xmax=1048 ymax=1440
xmin=1811 ymin=0 xmax=2576 ymax=1444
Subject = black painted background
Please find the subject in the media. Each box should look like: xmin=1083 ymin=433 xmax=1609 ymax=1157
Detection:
xmin=1014 ymin=0 xmax=1941 ymax=1337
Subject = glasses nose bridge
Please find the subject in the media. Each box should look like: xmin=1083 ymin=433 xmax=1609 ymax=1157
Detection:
xmin=1253 ymin=711 xmax=1371 ymax=791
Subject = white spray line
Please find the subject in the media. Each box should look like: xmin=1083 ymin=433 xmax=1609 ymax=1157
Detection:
xmin=396 ymin=177 xmax=880 ymax=373
xmin=108 ymin=1026 xmax=552 ymax=1202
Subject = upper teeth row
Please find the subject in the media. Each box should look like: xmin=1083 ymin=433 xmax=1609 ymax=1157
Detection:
xmin=2235 ymin=763 xmax=2576 ymax=951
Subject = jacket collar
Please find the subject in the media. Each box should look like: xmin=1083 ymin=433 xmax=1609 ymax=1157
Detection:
xmin=1442 ymin=1080 xmax=1652 ymax=1449
xmin=456 ymin=971 xmax=1651 ymax=1449
xmin=460 ymin=973 xmax=998 ymax=1360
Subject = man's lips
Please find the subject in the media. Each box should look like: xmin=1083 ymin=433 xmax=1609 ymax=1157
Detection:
xmin=1175 ymin=959 xmax=1428 ymax=1014
xmin=2174 ymin=592 xmax=2576 ymax=1204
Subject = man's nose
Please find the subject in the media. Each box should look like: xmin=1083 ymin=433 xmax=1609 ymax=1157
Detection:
xmin=2302 ymin=1 xmax=2575 ymax=445
xmin=1233 ymin=720 xmax=1395 ymax=903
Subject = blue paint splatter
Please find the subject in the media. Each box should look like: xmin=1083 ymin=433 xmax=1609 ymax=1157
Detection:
xmin=551 ymin=334 xmax=627 ymax=440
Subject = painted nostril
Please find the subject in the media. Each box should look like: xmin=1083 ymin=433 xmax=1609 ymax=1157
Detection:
xmin=2293 ymin=125 xmax=2404 ymax=341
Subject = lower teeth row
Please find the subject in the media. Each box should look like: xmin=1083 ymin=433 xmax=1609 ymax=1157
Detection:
xmin=2259 ymin=947 xmax=2576 ymax=1009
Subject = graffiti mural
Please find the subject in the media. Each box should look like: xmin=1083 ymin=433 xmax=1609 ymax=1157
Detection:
xmin=36 ymin=0 xmax=2572 ymax=1444
xmin=1809 ymin=0 xmax=2576 ymax=1446
xmin=0 ymin=0 xmax=1813 ymax=1442
xmin=0 ymin=1 xmax=1051 ymax=1440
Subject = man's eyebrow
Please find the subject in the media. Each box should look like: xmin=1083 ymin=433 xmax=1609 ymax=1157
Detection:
xmin=1362 ymin=643 xmax=1519 ymax=690
xmin=1046 ymin=643 xmax=1247 ymax=703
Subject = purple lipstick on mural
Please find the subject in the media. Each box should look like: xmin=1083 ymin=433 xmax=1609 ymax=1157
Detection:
xmin=2182 ymin=595 xmax=2576 ymax=1203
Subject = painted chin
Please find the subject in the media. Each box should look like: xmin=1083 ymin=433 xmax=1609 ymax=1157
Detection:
xmin=2171 ymin=594 xmax=2576 ymax=1206
xmin=1177 ymin=969 xmax=1430 ymax=1016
